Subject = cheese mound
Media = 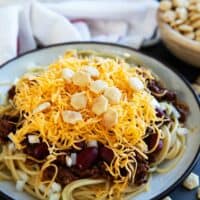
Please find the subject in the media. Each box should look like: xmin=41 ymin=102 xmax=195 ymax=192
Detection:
xmin=11 ymin=50 xmax=160 ymax=190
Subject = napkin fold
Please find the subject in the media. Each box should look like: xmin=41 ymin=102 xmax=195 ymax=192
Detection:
xmin=0 ymin=6 xmax=19 ymax=64
xmin=0 ymin=0 xmax=159 ymax=65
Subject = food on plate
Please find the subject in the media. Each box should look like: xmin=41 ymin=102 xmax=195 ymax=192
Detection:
xmin=0 ymin=50 xmax=189 ymax=200
xmin=159 ymin=0 xmax=200 ymax=42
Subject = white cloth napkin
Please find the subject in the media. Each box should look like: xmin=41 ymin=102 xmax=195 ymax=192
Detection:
xmin=0 ymin=6 xmax=19 ymax=64
xmin=0 ymin=0 xmax=159 ymax=65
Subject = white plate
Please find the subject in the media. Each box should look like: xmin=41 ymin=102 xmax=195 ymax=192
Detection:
xmin=0 ymin=42 xmax=199 ymax=200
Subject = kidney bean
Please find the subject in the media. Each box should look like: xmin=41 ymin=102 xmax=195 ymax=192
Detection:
xmin=154 ymin=140 xmax=163 ymax=153
xmin=147 ymin=80 xmax=165 ymax=94
xmin=75 ymin=141 xmax=85 ymax=149
xmin=8 ymin=86 xmax=16 ymax=100
xmin=24 ymin=142 xmax=49 ymax=160
xmin=76 ymin=147 xmax=98 ymax=170
xmin=174 ymin=102 xmax=189 ymax=123
xmin=135 ymin=155 xmax=149 ymax=185
xmin=0 ymin=119 xmax=16 ymax=138
xmin=144 ymin=134 xmax=158 ymax=150
xmin=135 ymin=166 xmax=148 ymax=185
xmin=145 ymin=127 xmax=154 ymax=135
xmin=155 ymin=108 xmax=165 ymax=118
xmin=148 ymin=140 xmax=163 ymax=163
xmin=145 ymin=133 xmax=163 ymax=152
xmin=99 ymin=146 xmax=114 ymax=164
xmin=163 ymin=90 xmax=177 ymax=102
xmin=55 ymin=154 xmax=67 ymax=166
xmin=68 ymin=141 xmax=85 ymax=153
xmin=2 ymin=114 xmax=19 ymax=123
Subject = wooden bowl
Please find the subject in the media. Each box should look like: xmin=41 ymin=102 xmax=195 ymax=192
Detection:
xmin=157 ymin=12 xmax=200 ymax=68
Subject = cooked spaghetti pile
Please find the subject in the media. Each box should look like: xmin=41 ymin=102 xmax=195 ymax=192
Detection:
xmin=0 ymin=50 xmax=189 ymax=200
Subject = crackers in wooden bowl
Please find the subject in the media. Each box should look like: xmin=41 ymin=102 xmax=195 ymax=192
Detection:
xmin=158 ymin=0 xmax=200 ymax=67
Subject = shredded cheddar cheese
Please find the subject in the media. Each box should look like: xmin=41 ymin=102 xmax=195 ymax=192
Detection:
xmin=11 ymin=50 xmax=161 ymax=196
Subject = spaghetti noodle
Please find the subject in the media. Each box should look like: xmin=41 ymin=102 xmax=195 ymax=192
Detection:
xmin=0 ymin=50 xmax=189 ymax=200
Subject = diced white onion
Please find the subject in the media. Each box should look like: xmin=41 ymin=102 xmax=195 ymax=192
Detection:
xmin=62 ymin=68 xmax=74 ymax=82
xmin=123 ymin=53 xmax=131 ymax=58
xmin=160 ymin=102 xmax=168 ymax=110
xmin=129 ymin=77 xmax=144 ymax=91
xmin=70 ymin=153 xmax=77 ymax=166
xmin=39 ymin=184 xmax=46 ymax=193
xmin=51 ymin=182 xmax=61 ymax=193
xmin=70 ymin=92 xmax=87 ymax=110
xmin=89 ymin=80 xmax=108 ymax=94
xmin=92 ymin=95 xmax=108 ymax=115
xmin=151 ymin=98 xmax=161 ymax=109
xmin=28 ymin=135 xmax=40 ymax=144
xmin=102 ymin=109 xmax=118 ymax=129
xmin=104 ymin=87 xmax=122 ymax=104
xmin=177 ymin=127 xmax=189 ymax=135
xmin=7 ymin=133 xmax=13 ymax=141
xmin=72 ymin=71 xmax=91 ymax=87
xmin=16 ymin=180 xmax=26 ymax=191
xmin=171 ymin=105 xmax=180 ymax=119
xmin=26 ymin=63 xmax=38 ymax=71
xmin=66 ymin=155 xmax=73 ymax=167
xmin=33 ymin=102 xmax=51 ymax=113
xmin=87 ymin=140 xmax=98 ymax=148
xmin=49 ymin=193 xmax=61 ymax=200
xmin=14 ymin=78 xmax=19 ymax=84
xmin=84 ymin=66 xmax=99 ymax=77
xmin=8 ymin=142 xmax=16 ymax=152
xmin=23 ymin=73 xmax=37 ymax=81
xmin=17 ymin=170 xmax=29 ymax=182
xmin=62 ymin=110 xmax=83 ymax=124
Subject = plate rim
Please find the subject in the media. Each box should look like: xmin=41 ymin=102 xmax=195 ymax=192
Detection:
xmin=0 ymin=41 xmax=199 ymax=200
